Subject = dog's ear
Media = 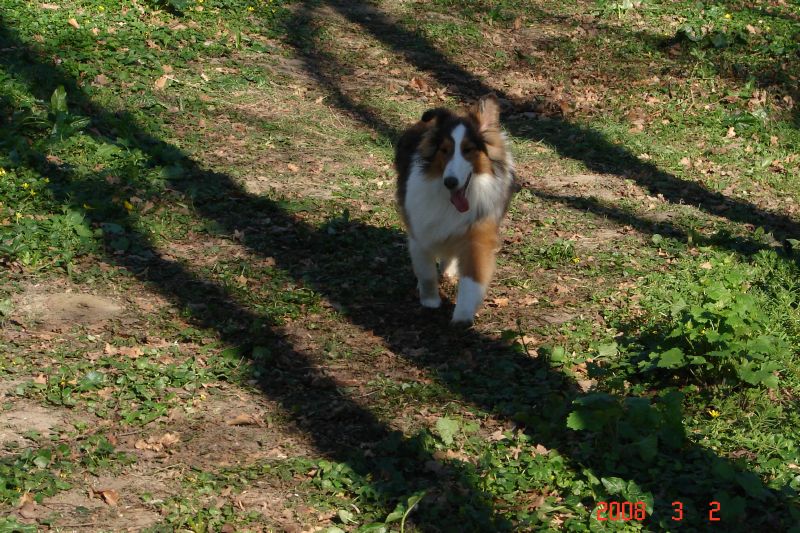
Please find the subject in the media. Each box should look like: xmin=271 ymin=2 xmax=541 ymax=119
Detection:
xmin=421 ymin=107 xmax=450 ymax=123
xmin=472 ymin=93 xmax=500 ymax=132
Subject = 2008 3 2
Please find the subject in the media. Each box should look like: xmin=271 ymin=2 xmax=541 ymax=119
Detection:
xmin=595 ymin=501 xmax=721 ymax=522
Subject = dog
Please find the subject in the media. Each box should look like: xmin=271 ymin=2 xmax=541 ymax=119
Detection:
xmin=395 ymin=94 xmax=516 ymax=324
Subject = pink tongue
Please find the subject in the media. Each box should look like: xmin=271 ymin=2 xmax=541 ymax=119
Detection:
xmin=450 ymin=190 xmax=469 ymax=213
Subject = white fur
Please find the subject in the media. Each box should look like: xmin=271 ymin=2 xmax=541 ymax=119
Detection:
xmin=404 ymin=161 xmax=509 ymax=247
xmin=441 ymin=257 xmax=459 ymax=279
xmin=442 ymin=124 xmax=471 ymax=189
xmin=452 ymin=276 xmax=485 ymax=324
xmin=409 ymin=237 xmax=441 ymax=308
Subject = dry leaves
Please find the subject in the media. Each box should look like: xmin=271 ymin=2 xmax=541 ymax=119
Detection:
xmin=104 ymin=343 xmax=143 ymax=358
xmin=33 ymin=374 xmax=47 ymax=385
xmin=134 ymin=432 xmax=181 ymax=452
xmin=154 ymin=75 xmax=169 ymax=91
xmin=18 ymin=493 xmax=37 ymax=518
xmin=408 ymin=76 xmax=429 ymax=93
xmin=489 ymin=429 xmax=507 ymax=441
xmin=67 ymin=18 xmax=80 ymax=29
xmin=41 ymin=3 xmax=60 ymax=9
xmin=490 ymin=297 xmax=510 ymax=308
xmin=92 ymin=488 xmax=120 ymax=506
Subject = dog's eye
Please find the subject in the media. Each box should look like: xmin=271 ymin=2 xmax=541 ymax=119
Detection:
xmin=439 ymin=145 xmax=451 ymax=154
xmin=462 ymin=145 xmax=474 ymax=155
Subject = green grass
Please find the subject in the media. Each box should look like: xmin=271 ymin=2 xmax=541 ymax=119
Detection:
xmin=2 ymin=0 xmax=800 ymax=530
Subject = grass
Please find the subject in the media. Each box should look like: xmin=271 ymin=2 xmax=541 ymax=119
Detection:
xmin=1 ymin=0 xmax=800 ymax=531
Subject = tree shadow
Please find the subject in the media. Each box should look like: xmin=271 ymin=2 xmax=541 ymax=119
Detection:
xmin=312 ymin=0 xmax=799 ymax=243
xmin=2 ymin=6 xmax=799 ymax=532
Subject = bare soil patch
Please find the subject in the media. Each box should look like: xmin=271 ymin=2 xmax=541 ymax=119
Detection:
xmin=14 ymin=289 xmax=123 ymax=331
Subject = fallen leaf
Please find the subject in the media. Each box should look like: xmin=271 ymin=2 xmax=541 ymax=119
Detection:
xmin=68 ymin=18 xmax=80 ymax=29
xmin=162 ymin=64 xmax=173 ymax=74
xmin=489 ymin=429 xmax=507 ymax=441
xmin=490 ymin=297 xmax=510 ymax=308
xmin=17 ymin=492 xmax=35 ymax=508
xmin=726 ymin=126 xmax=736 ymax=138
xmin=409 ymin=76 xmax=429 ymax=93
xmin=18 ymin=500 xmax=37 ymax=519
xmin=33 ymin=374 xmax=47 ymax=385
xmin=118 ymin=346 xmax=142 ymax=358
xmin=96 ymin=387 xmax=115 ymax=399
xmin=225 ymin=413 xmax=260 ymax=426
xmin=154 ymin=75 xmax=169 ymax=91
xmin=159 ymin=432 xmax=180 ymax=446
xmin=93 ymin=74 xmax=109 ymax=86
xmin=134 ymin=432 xmax=180 ymax=452
xmin=554 ymin=284 xmax=572 ymax=294
xmin=96 ymin=488 xmax=120 ymax=506
xmin=700 ymin=261 xmax=713 ymax=270
xmin=287 ymin=163 xmax=299 ymax=173
xmin=41 ymin=3 xmax=60 ymax=9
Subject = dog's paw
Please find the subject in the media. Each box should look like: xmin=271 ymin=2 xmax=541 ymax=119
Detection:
xmin=450 ymin=310 xmax=475 ymax=325
xmin=420 ymin=296 xmax=442 ymax=309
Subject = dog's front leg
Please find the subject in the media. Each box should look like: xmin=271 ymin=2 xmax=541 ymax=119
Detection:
xmin=409 ymin=238 xmax=441 ymax=308
xmin=451 ymin=220 xmax=498 ymax=324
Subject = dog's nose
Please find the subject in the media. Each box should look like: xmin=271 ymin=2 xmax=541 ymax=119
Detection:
xmin=444 ymin=177 xmax=458 ymax=190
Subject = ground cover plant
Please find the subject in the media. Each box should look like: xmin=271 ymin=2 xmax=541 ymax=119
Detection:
xmin=1 ymin=0 xmax=799 ymax=530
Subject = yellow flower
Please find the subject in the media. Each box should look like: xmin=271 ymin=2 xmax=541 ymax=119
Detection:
xmin=0 ymin=168 xmax=6 ymax=176
xmin=15 ymin=212 xmax=22 ymax=221
xmin=248 ymin=6 xmax=254 ymax=11
xmin=83 ymin=203 xmax=94 ymax=210
xmin=43 ymin=177 xmax=50 ymax=183
xmin=724 ymin=13 xmax=731 ymax=19
xmin=22 ymin=182 xmax=29 ymax=189
xmin=98 ymin=5 xmax=105 ymax=11
xmin=708 ymin=409 xmax=721 ymax=418
xmin=123 ymin=200 xmax=134 ymax=211
xmin=30 ymin=190 xmax=36 ymax=196
xmin=572 ymin=257 xmax=581 ymax=263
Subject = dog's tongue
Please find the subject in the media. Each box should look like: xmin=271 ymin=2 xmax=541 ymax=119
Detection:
xmin=450 ymin=189 xmax=469 ymax=213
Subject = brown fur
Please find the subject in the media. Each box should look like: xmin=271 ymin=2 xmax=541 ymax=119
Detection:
xmin=457 ymin=218 xmax=499 ymax=285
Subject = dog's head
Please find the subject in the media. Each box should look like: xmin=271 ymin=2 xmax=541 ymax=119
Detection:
xmin=419 ymin=94 xmax=506 ymax=213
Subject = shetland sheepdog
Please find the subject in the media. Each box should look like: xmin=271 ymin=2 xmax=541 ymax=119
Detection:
xmin=395 ymin=94 xmax=516 ymax=324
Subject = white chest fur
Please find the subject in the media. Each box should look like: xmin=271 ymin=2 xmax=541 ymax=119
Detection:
xmin=403 ymin=157 xmax=511 ymax=251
